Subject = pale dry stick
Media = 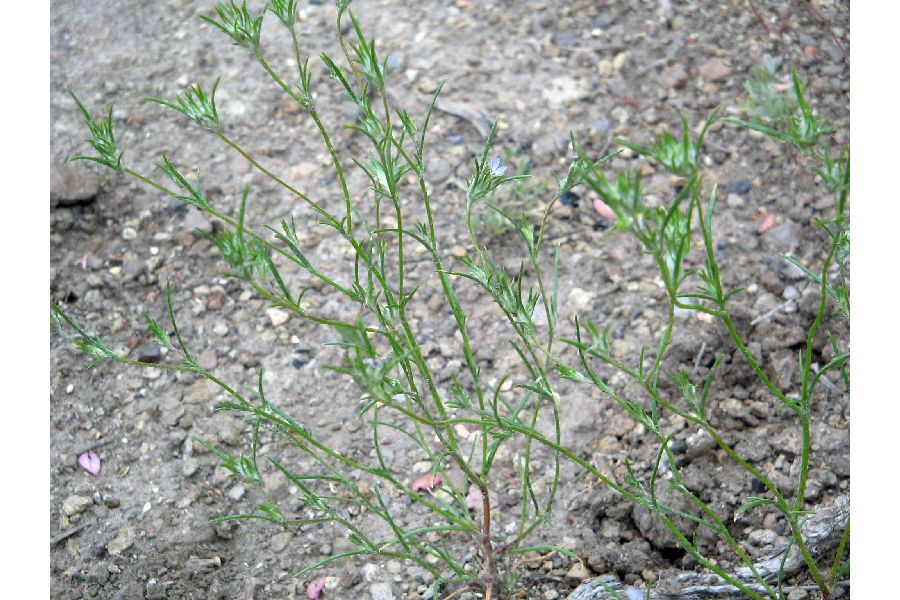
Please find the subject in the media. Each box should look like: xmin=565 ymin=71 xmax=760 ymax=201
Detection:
xmin=70 ymin=437 xmax=115 ymax=457
xmin=746 ymin=0 xmax=848 ymax=61
xmin=692 ymin=341 xmax=707 ymax=375
xmin=747 ymin=0 xmax=772 ymax=34
xmin=50 ymin=520 xmax=92 ymax=546
xmin=786 ymin=0 xmax=848 ymax=60
xmin=750 ymin=301 xmax=786 ymax=327
xmin=809 ymin=363 xmax=840 ymax=393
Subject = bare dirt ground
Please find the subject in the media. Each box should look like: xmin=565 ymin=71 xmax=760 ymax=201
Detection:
xmin=50 ymin=1 xmax=849 ymax=598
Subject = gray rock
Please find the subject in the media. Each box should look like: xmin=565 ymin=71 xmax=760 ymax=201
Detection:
xmin=762 ymin=222 xmax=802 ymax=254
xmin=118 ymin=581 xmax=143 ymax=600
xmin=657 ymin=63 xmax=688 ymax=89
xmin=181 ymin=457 xmax=199 ymax=477
xmin=62 ymin=494 xmax=93 ymax=516
xmin=145 ymin=579 xmax=167 ymax=600
xmin=748 ymin=528 xmax=777 ymax=545
xmin=198 ymin=347 xmax=218 ymax=370
xmin=697 ymin=57 xmax=732 ymax=81
xmin=728 ymin=179 xmax=752 ymax=195
xmin=87 ymin=562 xmax=110 ymax=585
xmin=799 ymin=288 xmax=822 ymax=317
xmin=122 ymin=258 xmax=144 ymax=281
xmin=787 ymin=587 xmax=810 ymax=600
xmin=227 ymin=484 xmax=245 ymax=502
xmin=804 ymin=479 xmax=823 ymax=502
xmin=269 ymin=531 xmax=293 ymax=553
xmin=182 ymin=378 xmax=217 ymax=404
xmin=51 ymin=162 xmax=100 ymax=206
xmin=565 ymin=562 xmax=591 ymax=583
xmin=182 ymin=209 xmax=214 ymax=234
xmin=541 ymin=76 xmax=588 ymax=107
xmin=606 ymin=76 xmax=630 ymax=98
xmin=759 ymin=324 xmax=806 ymax=352
xmin=107 ymin=526 xmax=136 ymax=556
xmin=810 ymin=468 xmax=838 ymax=490
xmin=631 ymin=480 xmax=697 ymax=551
xmin=213 ymin=519 xmax=237 ymax=540
xmin=159 ymin=394 xmax=185 ymax=427
xmin=137 ymin=344 xmax=162 ymax=364
xmin=211 ymin=414 xmax=243 ymax=446
xmin=767 ymin=349 xmax=796 ymax=390
xmin=369 ymin=582 xmax=397 ymax=600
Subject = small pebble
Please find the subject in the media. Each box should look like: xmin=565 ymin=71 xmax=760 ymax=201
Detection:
xmin=107 ymin=526 xmax=136 ymax=556
xmin=727 ymin=179 xmax=752 ymax=195
xmin=787 ymin=588 xmax=809 ymax=600
xmin=669 ymin=439 xmax=688 ymax=454
xmin=726 ymin=193 xmax=744 ymax=208
xmin=269 ymin=531 xmax=293 ymax=553
xmin=62 ymin=494 xmax=93 ymax=516
xmin=560 ymin=190 xmax=580 ymax=207
xmin=227 ymin=485 xmax=246 ymax=502
xmin=137 ymin=345 xmax=162 ymax=364
xmin=386 ymin=560 xmax=402 ymax=574
xmin=748 ymin=528 xmax=777 ymax=545
xmin=565 ymin=562 xmax=591 ymax=582
xmin=267 ymin=308 xmax=290 ymax=326
xmin=368 ymin=582 xmax=396 ymax=600
xmin=182 ymin=457 xmax=199 ymax=477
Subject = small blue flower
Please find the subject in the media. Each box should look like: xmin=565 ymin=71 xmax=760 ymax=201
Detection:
xmin=363 ymin=354 xmax=389 ymax=369
xmin=489 ymin=157 xmax=508 ymax=177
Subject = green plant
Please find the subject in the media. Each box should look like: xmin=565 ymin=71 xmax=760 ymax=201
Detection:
xmin=53 ymin=2 xmax=848 ymax=599
xmin=464 ymin=151 xmax=549 ymax=240
xmin=558 ymin=68 xmax=848 ymax=599
xmin=740 ymin=55 xmax=799 ymax=133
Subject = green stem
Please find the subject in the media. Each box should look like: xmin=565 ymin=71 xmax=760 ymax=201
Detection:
xmin=794 ymin=229 xmax=842 ymax=513
xmin=260 ymin=40 xmax=356 ymax=237
xmin=336 ymin=11 xmax=365 ymax=93
xmin=216 ymin=131 xmax=334 ymax=224
xmin=648 ymin=290 xmax=676 ymax=388
xmin=828 ymin=519 xmax=849 ymax=589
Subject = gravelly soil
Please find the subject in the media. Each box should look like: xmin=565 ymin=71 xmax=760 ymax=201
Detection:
xmin=50 ymin=1 xmax=849 ymax=598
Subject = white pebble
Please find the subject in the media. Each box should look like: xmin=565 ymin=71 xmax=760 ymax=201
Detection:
xmin=227 ymin=485 xmax=246 ymax=502
xmin=267 ymin=308 xmax=289 ymax=326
